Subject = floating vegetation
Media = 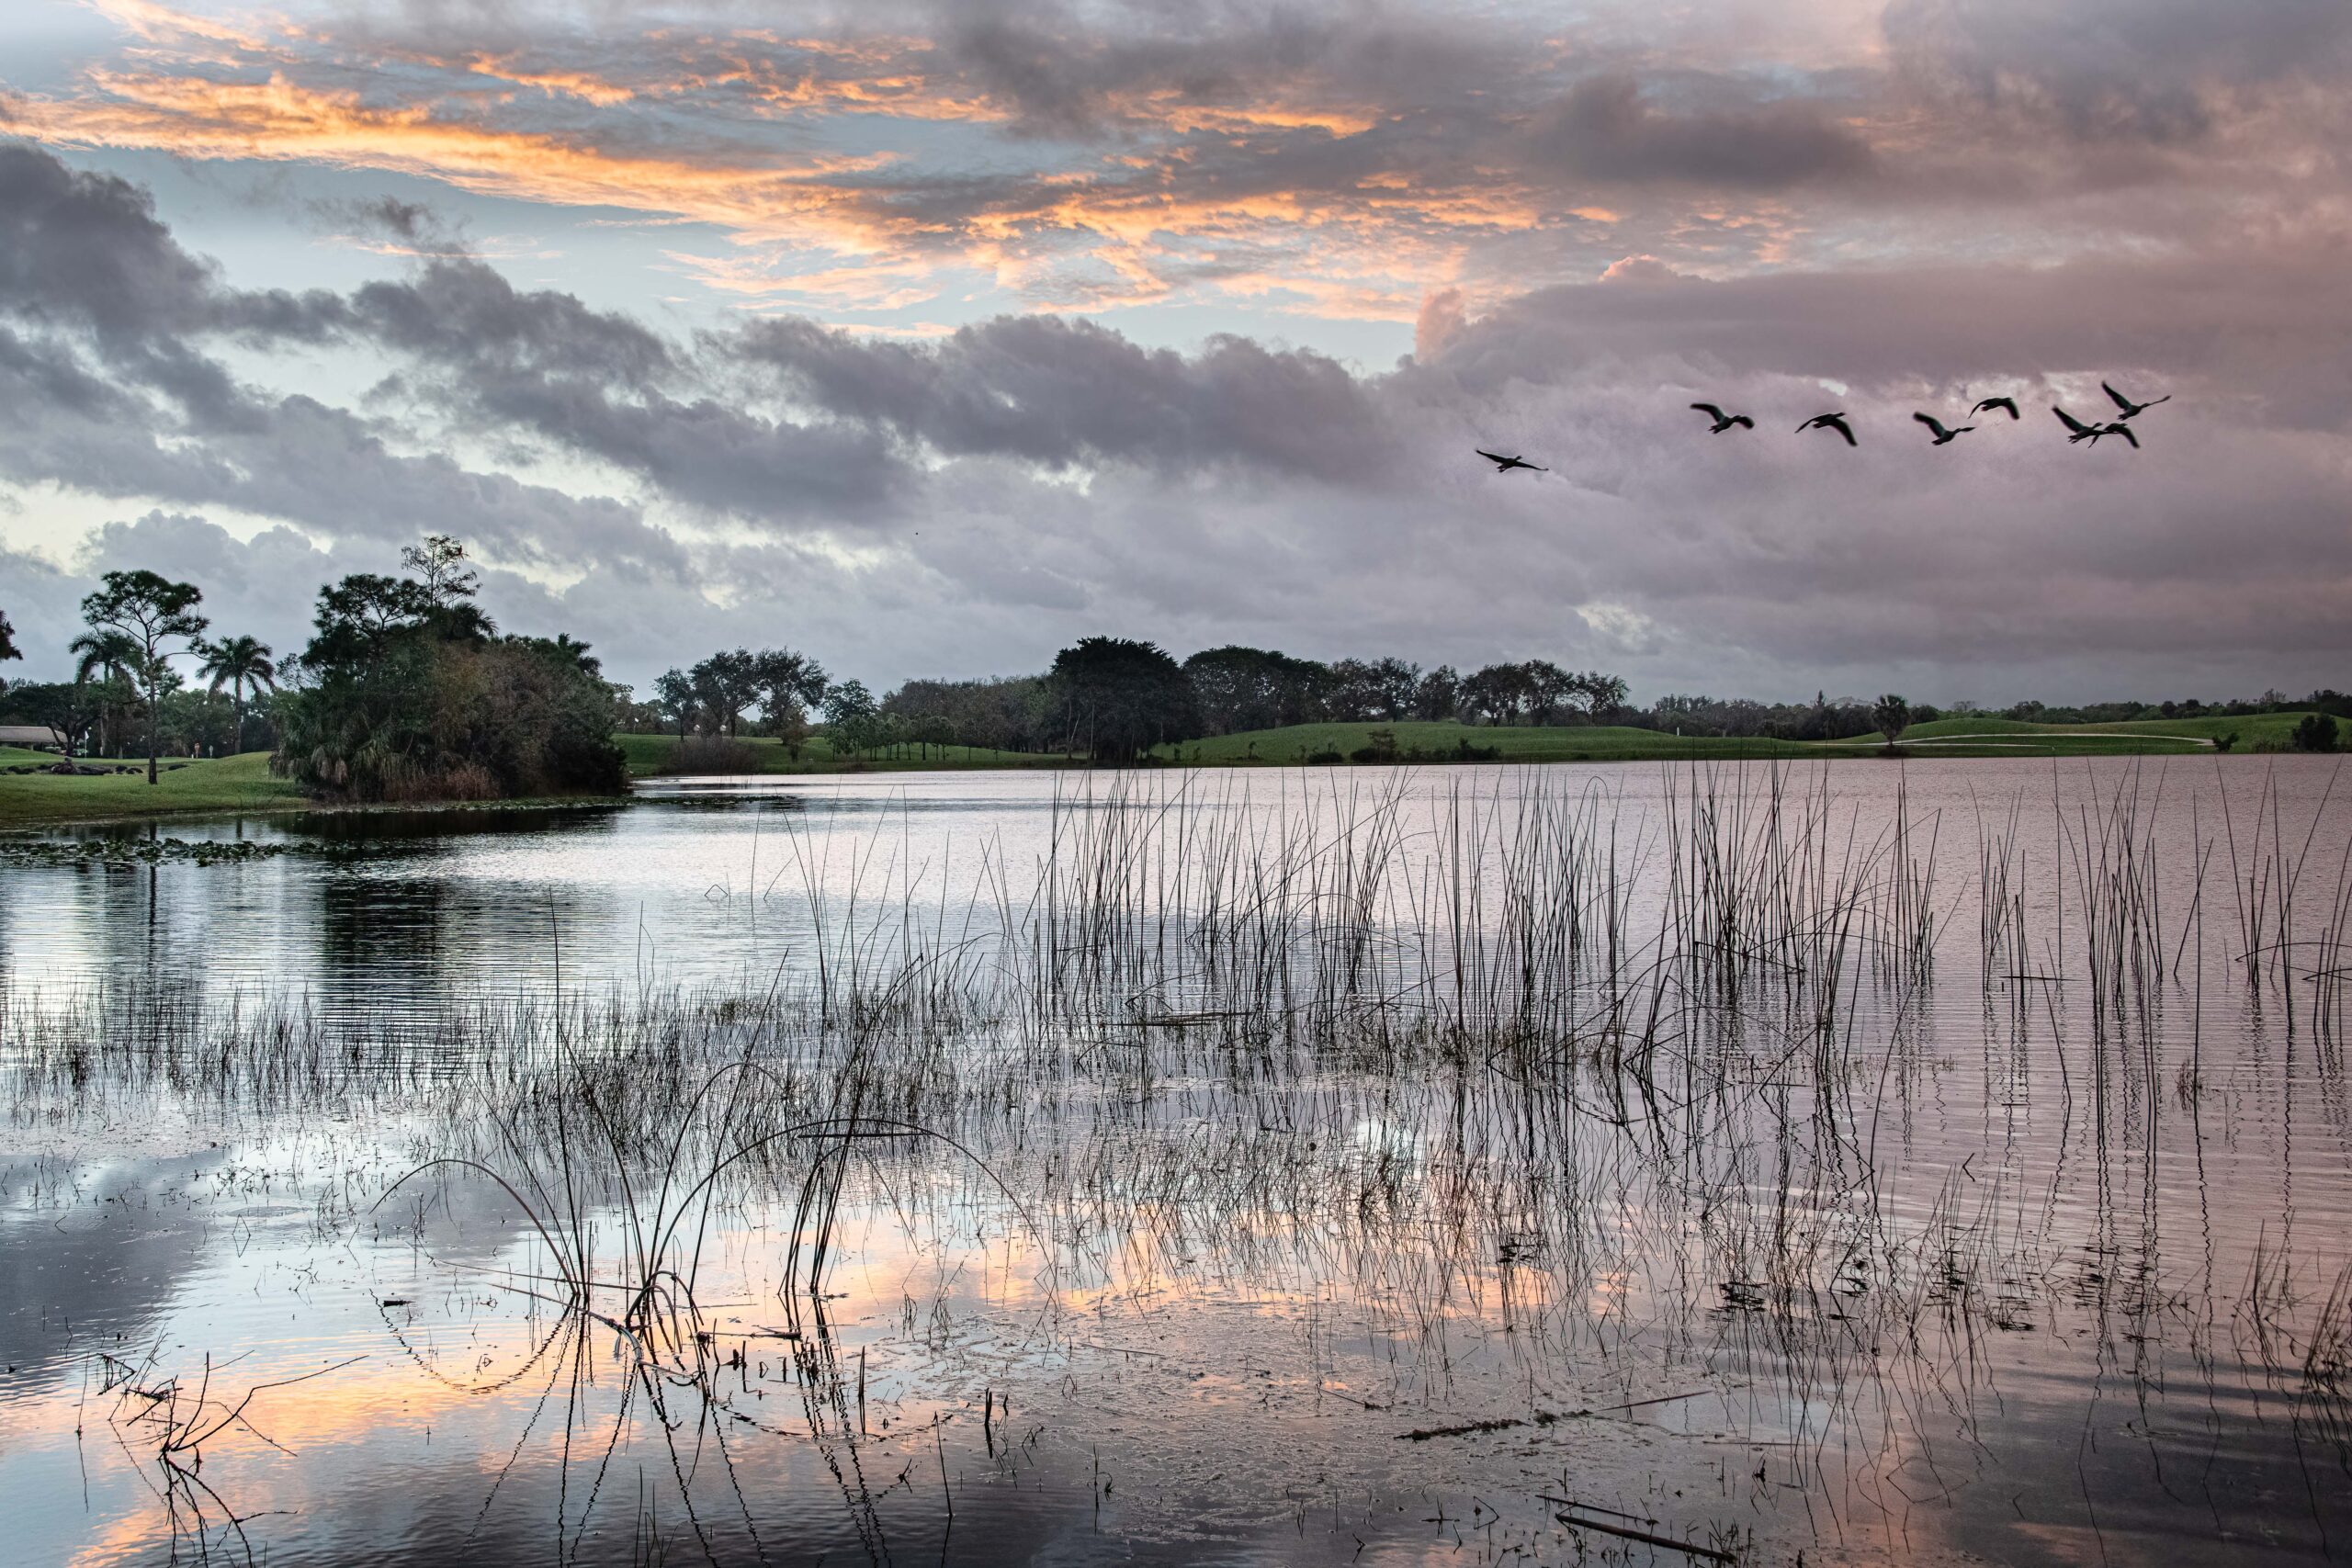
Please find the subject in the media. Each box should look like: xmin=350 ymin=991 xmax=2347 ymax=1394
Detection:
xmin=0 ymin=835 xmax=303 ymax=869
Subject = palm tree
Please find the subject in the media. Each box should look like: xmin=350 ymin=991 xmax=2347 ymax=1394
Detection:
xmin=549 ymin=634 xmax=601 ymax=677
xmin=1871 ymin=694 xmax=1912 ymax=751
xmin=197 ymin=634 xmax=277 ymax=754
xmin=71 ymin=629 xmax=141 ymax=757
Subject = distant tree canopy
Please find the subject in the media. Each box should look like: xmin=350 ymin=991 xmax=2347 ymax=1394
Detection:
xmin=871 ymin=645 xmax=1638 ymax=759
xmin=273 ymin=538 xmax=623 ymax=802
xmin=0 ymin=681 xmax=97 ymax=754
xmin=882 ymin=676 xmax=1054 ymax=754
xmin=645 ymin=647 xmax=829 ymax=750
xmin=1051 ymin=637 xmax=1198 ymax=761
xmin=1183 ymin=646 xmax=1329 ymax=735
xmin=0 ymin=606 xmax=19 ymax=678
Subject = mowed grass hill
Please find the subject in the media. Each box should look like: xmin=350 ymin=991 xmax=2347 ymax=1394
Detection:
xmin=0 ymin=750 xmax=303 ymax=825
xmin=1149 ymin=711 xmax=2319 ymax=765
xmin=0 ymin=711 xmax=2329 ymax=827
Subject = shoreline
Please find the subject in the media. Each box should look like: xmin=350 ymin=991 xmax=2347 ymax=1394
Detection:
xmin=3 ymin=719 xmax=2325 ymax=832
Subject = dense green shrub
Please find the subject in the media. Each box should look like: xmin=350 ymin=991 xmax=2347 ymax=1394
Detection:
xmin=273 ymin=547 xmax=622 ymax=803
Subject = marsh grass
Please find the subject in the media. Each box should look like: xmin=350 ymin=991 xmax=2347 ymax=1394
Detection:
xmin=8 ymin=759 xmax=2352 ymax=1564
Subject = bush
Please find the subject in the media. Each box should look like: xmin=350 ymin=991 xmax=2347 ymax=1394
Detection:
xmin=2291 ymin=714 xmax=2340 ymax=753
xmin=274 ymin=566 xmax=624 ymax=803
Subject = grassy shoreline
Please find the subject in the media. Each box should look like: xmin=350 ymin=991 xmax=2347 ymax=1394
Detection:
xmin=3 ymin=711 xmax=2328 ymax=829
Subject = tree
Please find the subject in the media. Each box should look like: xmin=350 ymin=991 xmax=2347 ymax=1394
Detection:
xmin=652 ymin=667 xmax=699 ymax=739
xmin=70 ymin=628 xmax=141 ymax=755
xmin=1413 ymin=665 xmax=1464 ymax=722
xmin=0 ymin=681 xmax=96 ymax=756
xmin=1364 ymin=657 xmax=1420 ymax=721
xmin=1052 ymin=637 xmax=1197 ymax=761
xmin=1462 ymin=662 xmax=1534 ymax=725
xmin=401 ymin=534 xmax=479 ymax=605
xmin=822 ymin=679 xmax=879 ymax=755
xmin=550 ymin=633 xmax=602 ymax=677
xmin=80 ymin=570 xmax=209 ymax=784
xmin=689 ymin=649 xmax=762 ymax=737
xmin=1523 ymin=660 xmax=1576 ymax=724
xmin=1326 ymin=657 xmax=1420 ymax=722
xmin=1573 ymin=671 xmax=1629 ymax=720
xmin=752 ymin=647 xmax=829 ymax=746
xmin=0 ymin=606 xmax=18 ymax=690
xmin=196 ymin=634 xmax=277 ymax=754
xmin=1871 ymin=694 xmax=1912 ymax=750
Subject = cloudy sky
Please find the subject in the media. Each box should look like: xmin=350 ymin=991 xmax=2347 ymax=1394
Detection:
xmin=1 ymin=0 xmax=2346 ymax=704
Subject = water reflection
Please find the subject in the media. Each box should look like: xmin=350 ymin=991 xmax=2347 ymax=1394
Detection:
xmin=2 ymin=761 xmax=2349 ymax=1565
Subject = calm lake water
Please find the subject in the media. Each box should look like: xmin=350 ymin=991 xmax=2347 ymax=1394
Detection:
xmin=4 ymin=760 xmax=2349 ymax=1567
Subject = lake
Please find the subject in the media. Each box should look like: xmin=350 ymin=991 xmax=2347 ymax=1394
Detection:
xmin=4 ymin=758 xmax=2349 ymax=1567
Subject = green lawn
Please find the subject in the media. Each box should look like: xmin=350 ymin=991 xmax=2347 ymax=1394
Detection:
xmin=1150 ymin=713 xmax=2334 ymax=766
xmin=0 ymin=751 xmax=308 ymax=825
xmin=1894 ymin=711 xmax=2317 ymax=752
xmin=1155 ymin=721 xmax=1823 ymax=764
xmin=619 ymin=732 xmax=1064 ymax=777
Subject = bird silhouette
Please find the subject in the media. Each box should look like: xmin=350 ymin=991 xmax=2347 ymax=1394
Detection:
xmin=2102 ymin=380 xmax=2170 ymax=420
xmin=1969 ymin=397 xmax=2020 ymax=421
xmin=1690 ymin=402 xmax=1754 ymax=434
xmin=1476 ymin=449 xmax=1547 ymax=473
xmin=2095 ymin=421 xmax=2141 ymax=449
xmin=2053 ymin=406 xmax=2103 ymax=445
xmin=1914 ymin=412 xmax=1974 ymax=446
xmin=1796 ymin=412 xmax=1857 ymax=446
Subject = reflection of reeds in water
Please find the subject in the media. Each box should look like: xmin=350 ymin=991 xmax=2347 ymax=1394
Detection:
xmin=7 ymin=761 xmax=2352 ymax=1563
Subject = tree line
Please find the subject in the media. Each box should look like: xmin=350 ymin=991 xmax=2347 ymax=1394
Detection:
xmin=5 ymin=554 xmax=2346 ymax=791
xmin=0 ymin=536 xmax=627 ymax=799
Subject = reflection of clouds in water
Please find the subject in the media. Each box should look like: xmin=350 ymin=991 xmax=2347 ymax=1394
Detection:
xmin=0 ymin=1147 xmax=225 ymax=1382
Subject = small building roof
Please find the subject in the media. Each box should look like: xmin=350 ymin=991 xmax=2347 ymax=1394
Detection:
xmin=0 ymin=725 xmax=65 ymax=747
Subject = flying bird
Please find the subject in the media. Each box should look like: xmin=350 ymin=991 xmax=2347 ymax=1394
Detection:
xmin=1476 ymin=449 xmax=1548 ymax=473
xmin=1796 ymin=412 xmax=1857 ymax=446
xmin=1970 ymin=397 xmax=2020 ymax=421
xmin=2053 ymin=406 xmax=2103 ymax=445
xmin=1690 ymin=402 xmax=1754 ymax=434
xmin=2096 ymin=421 xmax=2141 ymax=449
xmin=1914 ymin=412 xmax=1974 ymax=446
xmin=2102 ymin=380 xmax=2170 ymax=420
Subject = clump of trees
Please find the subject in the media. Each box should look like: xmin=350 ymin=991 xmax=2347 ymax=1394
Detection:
xmin=881 ymin=676 xmax=1055 ymax=756
xmin=1051 ymin=637 xmax=1198 ymax=761
xmin=272 ymin=536 xmax=624 ymax=802
xmin=650 ymin=648 xmax=829 ymax=755
xmin=866 ymin=643 xmax=1636 ymax=759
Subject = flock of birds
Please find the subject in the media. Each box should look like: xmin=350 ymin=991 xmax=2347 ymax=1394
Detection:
xmin=1476 ymin=380 xmax=2172 ymax=472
